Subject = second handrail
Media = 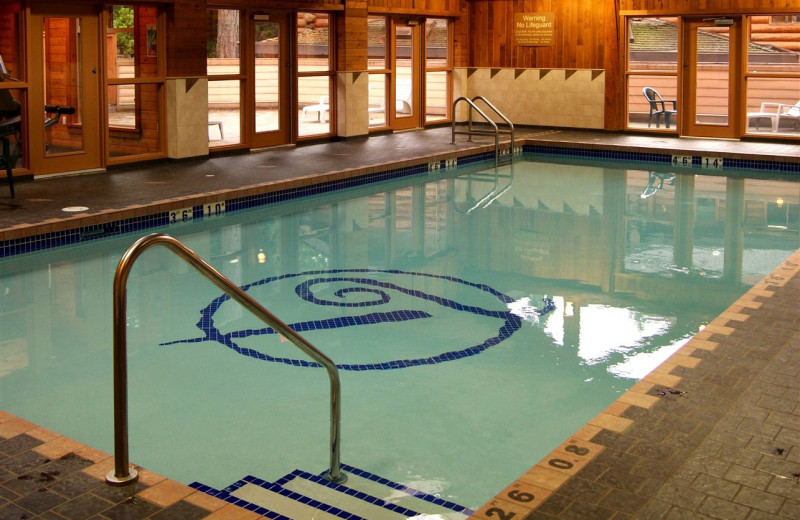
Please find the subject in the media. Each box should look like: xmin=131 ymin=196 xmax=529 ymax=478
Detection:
xmin=471 ymin=95 xmax=514 ymax=156
xmin=105 ymin=233 xmax=346 ymax=486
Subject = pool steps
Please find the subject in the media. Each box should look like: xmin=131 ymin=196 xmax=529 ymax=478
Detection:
xmin=190 ymin=463 xmax=474 ymax=519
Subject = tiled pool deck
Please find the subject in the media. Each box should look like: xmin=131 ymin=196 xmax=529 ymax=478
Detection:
xmin=1 ymin=128 xmax=798 ymax=519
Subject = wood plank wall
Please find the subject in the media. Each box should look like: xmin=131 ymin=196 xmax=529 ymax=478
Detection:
xmin=166 ymin=0 xmax=207 ymax=77
xmin=338 ymin=0 xmax=367 ymax=71
xmin=466 ymin=0 xmax=607 ymax=69
xmin=618 ymin=0 xmax=800 ymax=14
xmin=368 ymin=0 xmax=462 ymax=16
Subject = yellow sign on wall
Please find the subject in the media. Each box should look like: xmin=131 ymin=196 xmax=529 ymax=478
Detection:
xmin=514 ymin=13 xmax=555 ymax=46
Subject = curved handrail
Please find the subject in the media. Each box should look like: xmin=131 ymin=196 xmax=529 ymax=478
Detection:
xmin=452 ymin=97 xmax=500 ymax=167
xmin=471 ymin=96 xmax=514 ymax=156
xmin=105 ymin=233 xmax=346 ymax=486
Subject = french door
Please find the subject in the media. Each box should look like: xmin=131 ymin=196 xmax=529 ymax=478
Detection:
xmin=682 ymin=17 xmax=743 ymax=138
xmin=250 ymin=12 xmax=290 ymax=148
xmin=27 ymin=3 xmax=102 ymax=175
xmin=391 ymin=19 xmax=421 ymax=131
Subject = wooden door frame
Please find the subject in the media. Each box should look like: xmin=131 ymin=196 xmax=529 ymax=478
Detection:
xmin=681 ymin=16 xmax=744 ymax=139
xmin=247 ymin=11 xmax=291 ymax=148
xmin=27 ymin=3 xmax=103 ymax=175
xmin=389 ymin=17 xmax=422 ymax=131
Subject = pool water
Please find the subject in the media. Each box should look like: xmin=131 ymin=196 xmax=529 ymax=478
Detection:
xmin=1 ymin=156 xmax=798 ymax=509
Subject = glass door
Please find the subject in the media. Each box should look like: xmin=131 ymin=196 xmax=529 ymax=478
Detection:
xmin=250 ymin=13 xmax=290 ymax=148
xmin=682 ymin=17 xmax=743 ymax=138
xmin=391 ymin=19 xmax=421 ymax=131
xmin=27 ymin=4 xmax=102 ymax=175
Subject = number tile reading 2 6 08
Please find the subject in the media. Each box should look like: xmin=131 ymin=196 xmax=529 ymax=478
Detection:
xmin=471 ymin=438 xmax=603 ymax=520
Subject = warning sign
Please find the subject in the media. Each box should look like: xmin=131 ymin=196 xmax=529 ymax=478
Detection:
xmin=514 ymin=13 xmax=555 ymax=47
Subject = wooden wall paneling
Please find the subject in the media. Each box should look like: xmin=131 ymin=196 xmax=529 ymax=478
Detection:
xmin=337 ymin=0 xmax=368 ymax=71
xmin=467 ymin=0 xmax=607 ymax=70
xmin=492 ymin=0 xmax=505 ymax=66
xmin=368 ymin=0 xmax=462 ymax=16
xmin=620 ymin=0 xmax=800 ymax=14
xmin=166 ymin=0 xmax=207 ymax=78
xmin=452 ymin=0 xmax=469 ymax=67
xmin=211 ymin=1 xmax=344 ymax=9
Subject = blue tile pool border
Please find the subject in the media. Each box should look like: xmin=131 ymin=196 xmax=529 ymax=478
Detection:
xmin=1 ymin=145 xmax=798 ymax=258
xmin=525 ymin=144 xmax=800 ymax=174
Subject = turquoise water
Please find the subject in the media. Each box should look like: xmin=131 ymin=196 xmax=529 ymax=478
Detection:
xmin=1 ymin=157 xmax=798 ymax=508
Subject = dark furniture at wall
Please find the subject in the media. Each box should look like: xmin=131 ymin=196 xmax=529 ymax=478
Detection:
xmin=643 ymin=87 xmax=677 ymax=129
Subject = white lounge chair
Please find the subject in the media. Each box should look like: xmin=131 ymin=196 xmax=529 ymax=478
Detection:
xmin=395 ymin=80 xmax=412 ymax=114
xmin=747 ymin=101 xmax=800 ymax=133
xmin=777 ymin=101 xmax=800 ymax=131
xmin=747 ymin=102 xmax=782 ymax=132
xmin=302 ymin=95 xmax=329 ymax=122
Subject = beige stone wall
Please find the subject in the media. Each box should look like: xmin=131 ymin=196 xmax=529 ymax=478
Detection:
xmin=166 ymin=78 xmax=210 ymax=159
xmin=455 ymin=67 xmax=605 ymax=129
xmin=337 ymin=71 xmax=370 ymax=138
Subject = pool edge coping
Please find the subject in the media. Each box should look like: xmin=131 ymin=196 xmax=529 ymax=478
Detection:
xmin=2 ymin=135 xmax=800 ymax=257
xmin=466 ymin=247 xmax=800 ymax=519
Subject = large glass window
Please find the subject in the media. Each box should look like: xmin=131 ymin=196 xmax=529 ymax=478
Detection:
xmin=368 ymin=16 xmax=388 ymax=129
xmin=626 ymin=17 xmax=679 ymax=131
xmin=745 ymin=14 xmax=800 ymax=136
xmin=424 ymin=18 xmax=451 ymax=124
xmin=105 ymin=5 xmax=164 ymax=160
xmin=207 ymin=9 xmax=242 ymax=147
xmin=297 ymin=12 xmax=333 ymax=138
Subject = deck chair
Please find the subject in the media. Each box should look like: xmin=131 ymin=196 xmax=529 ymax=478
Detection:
xmin=395 ymin=80 xmax=412 ymax=114
xmin=777 ymin=101 xmax=800 ymax=131
xmin=643 ymin=87 xmax=677 ymax=129
xmin=302 ymin=95 xmax=329 ymax=122
xmin=746 ymin=102 xmax=781 ymax=132
xmin=0 ymin=88 xmax=21 ymax=197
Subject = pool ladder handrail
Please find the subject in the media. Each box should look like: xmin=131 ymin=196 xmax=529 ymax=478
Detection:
xmin=451 ymin=96 xmax=515 ymax=168
xmin=105 ymin=233 xmax=346 ymax=486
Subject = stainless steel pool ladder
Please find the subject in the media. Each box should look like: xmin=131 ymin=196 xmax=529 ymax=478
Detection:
xmin=105 ymin=233 xmax=346 ymax=486
xmin=451 ymin=96 xmax=515 ymax=168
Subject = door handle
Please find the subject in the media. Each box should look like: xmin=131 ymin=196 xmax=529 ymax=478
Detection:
xmin=92 ymin=67 xmax=97 ymax=73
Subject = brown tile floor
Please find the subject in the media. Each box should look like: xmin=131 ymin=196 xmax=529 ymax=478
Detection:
xmin=0 ymin=128 xmax=798 ymax=519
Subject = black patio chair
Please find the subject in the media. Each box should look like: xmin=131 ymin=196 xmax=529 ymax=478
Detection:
xmin=643 ymin=87 xmax=677 ymax=129
xmin=0 ymin=88 xmax=21 ymax=197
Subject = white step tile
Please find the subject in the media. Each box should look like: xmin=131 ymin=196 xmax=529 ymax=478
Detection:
xmin=339 ymin=473 xmax=469 ymax=520
xmin=282 ymin=476 xmax=408 ymax=520
xmin=231 ymin=482 xmax=343 ymax=520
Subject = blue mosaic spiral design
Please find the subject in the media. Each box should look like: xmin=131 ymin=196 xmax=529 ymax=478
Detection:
xmin=162 ymin=269 xmax=554 ymax=371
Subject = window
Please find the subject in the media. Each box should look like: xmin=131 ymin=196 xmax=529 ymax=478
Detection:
xmin=105 ymin=5 xmax=165 ymax=160
xmin=746 ymin=14 xmax=800 ymax=135
xmin=368 ymin=16 xmax=388 ymax=128
xmin=424 ymin=18 xmax=451 ymax=124
xmin=770 ymin=15 xmax=800 ymax=24
xmin=297 ymin=12 xmax=334 ymax=138
xmin=207 ymin=9 xmax=242 ymax=147
xmin=625 ymin=17 xmax=679 ymax=131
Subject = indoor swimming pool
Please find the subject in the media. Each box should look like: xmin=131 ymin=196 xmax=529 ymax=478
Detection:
xmin=1 ymin=155 xmax=798 ymax=510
